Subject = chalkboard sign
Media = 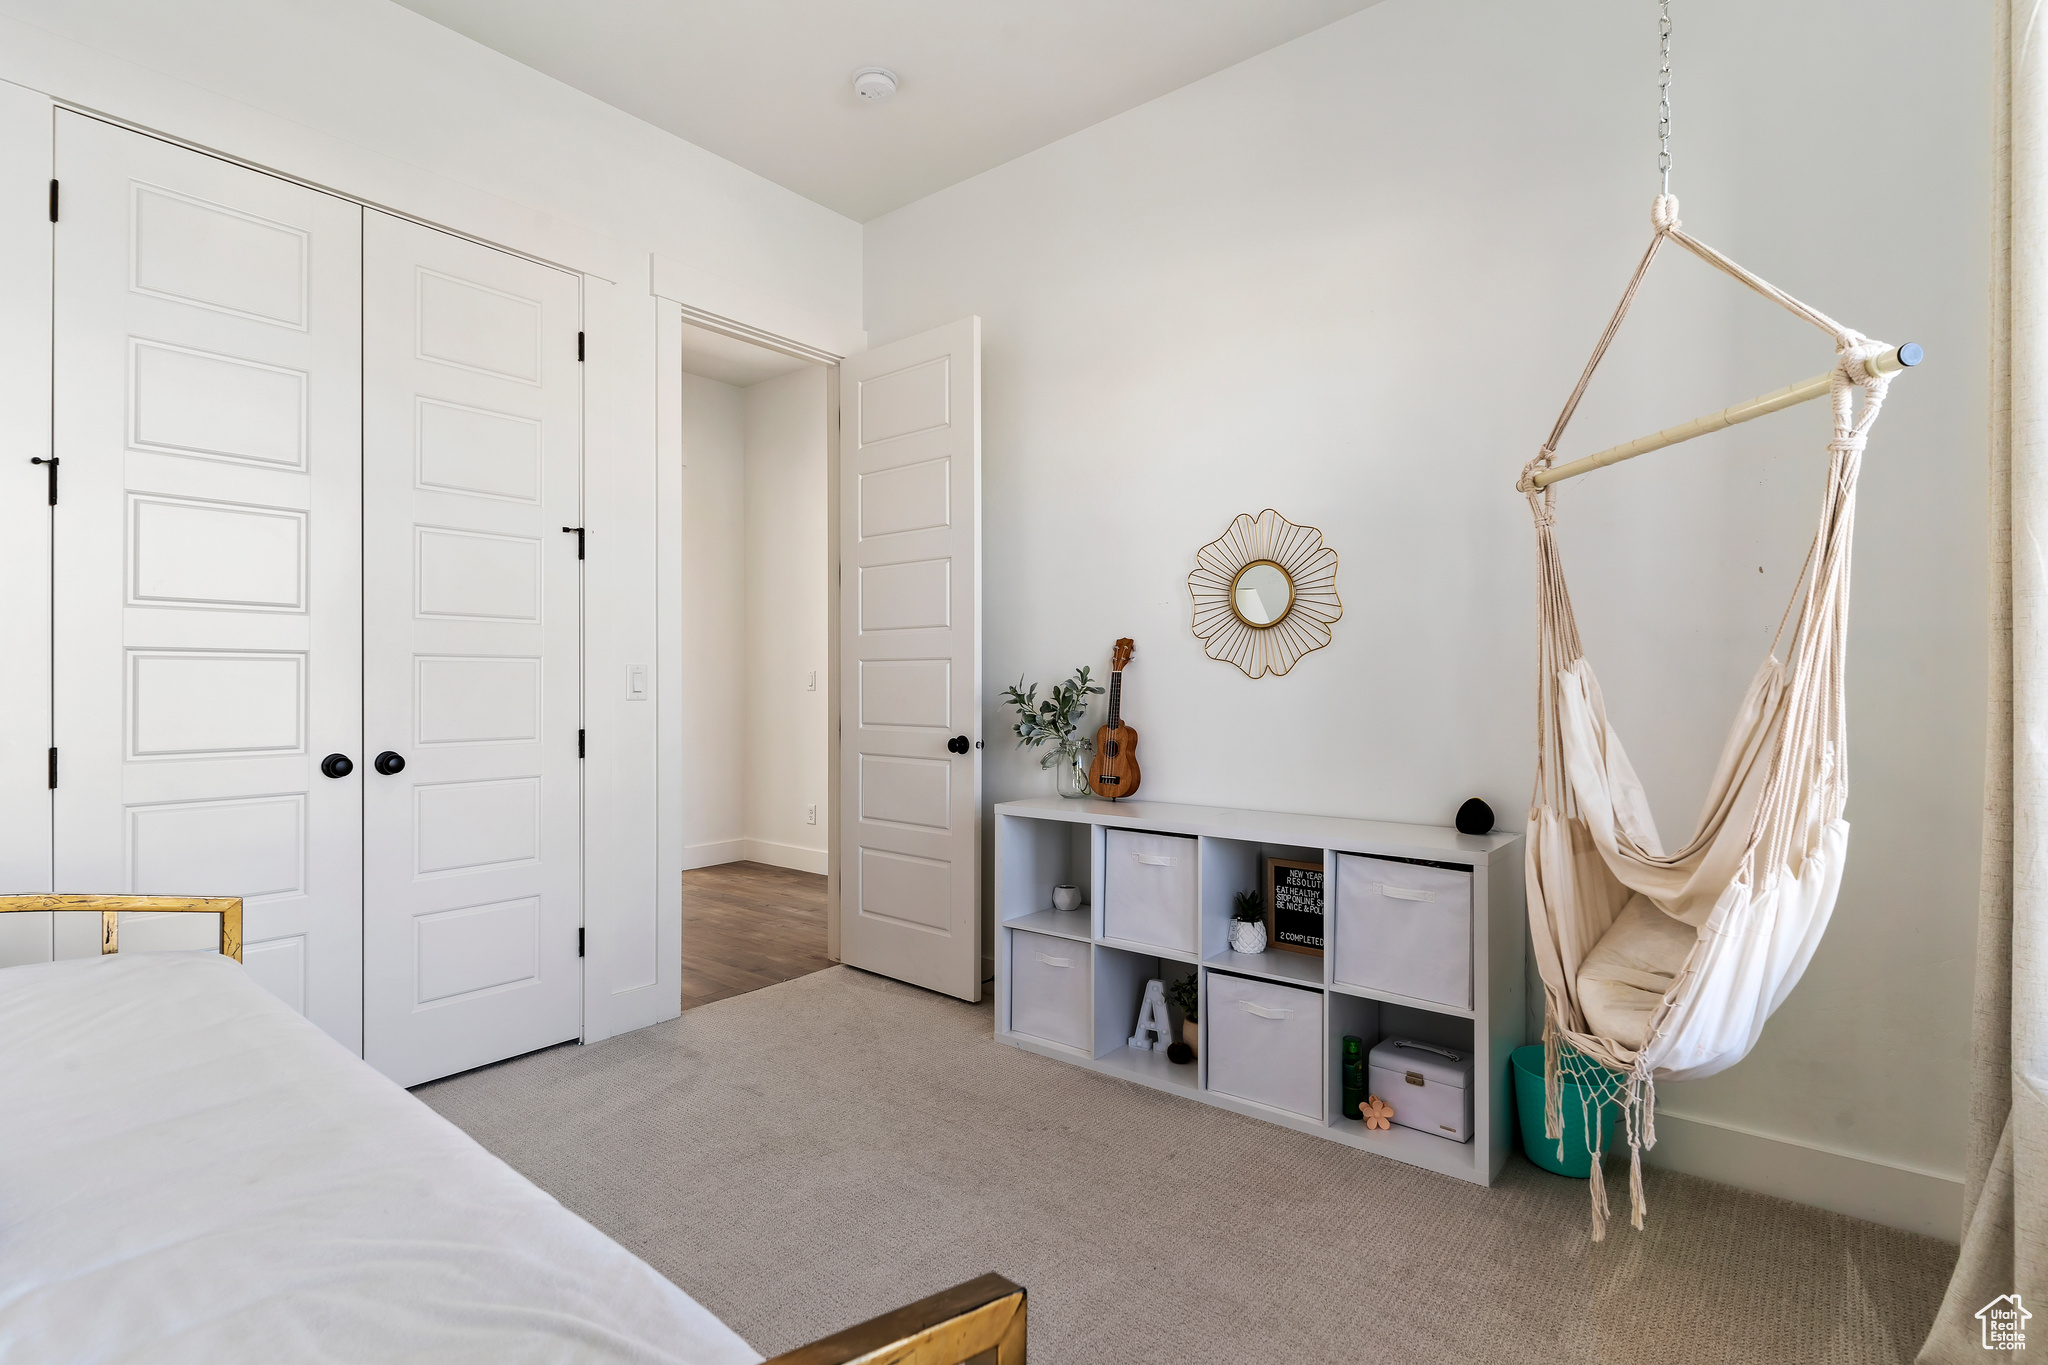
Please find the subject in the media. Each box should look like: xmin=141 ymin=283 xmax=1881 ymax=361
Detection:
xmin=1265 ymin=856 xmax=1325 ymax=957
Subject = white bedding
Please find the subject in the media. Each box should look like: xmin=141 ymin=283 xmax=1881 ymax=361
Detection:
xmin=0 ymin=953 xmax=763 ymax=1365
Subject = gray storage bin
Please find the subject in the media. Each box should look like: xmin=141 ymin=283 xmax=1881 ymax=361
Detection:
xmin=1334 ymin=853 xmax=1473 ymax=1009
xmin=1103 ymin=828 xmax=1198 ymax=954
xmin=1206 ymin=972 xmax=1323 ymax=1119
xmin=1009 ymin=930 xmax=1091 ymax=1051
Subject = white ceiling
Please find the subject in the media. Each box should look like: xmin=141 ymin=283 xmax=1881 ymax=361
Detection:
xmin=388 ymin=0 xmax=1381 ymax=222
xmin=677 ymin=321 xmax=814 ymax=388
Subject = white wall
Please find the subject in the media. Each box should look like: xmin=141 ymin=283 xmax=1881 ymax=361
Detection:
xmin=864 ymin=0 xmax=1988 ymax=1238
xmin=679 ymin=374 xmax=749 ymax=869
xmin=0 ymin=0 xmax=863 ymax=1041
xmin=742 ymin=368 xmax=831 ymax=874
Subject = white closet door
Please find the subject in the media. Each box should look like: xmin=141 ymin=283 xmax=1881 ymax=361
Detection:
xmin=362 ymin=211 xmax=583 ymax=1088
xmin=837 ymin=317 xmax=983 ymax=1002
xmin=51 ymin=112 xmax=364 ymax=1047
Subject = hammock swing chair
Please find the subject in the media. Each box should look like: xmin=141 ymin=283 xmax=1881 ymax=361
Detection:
xmin=1516 ymin=3 xmax=1919 ymax=1238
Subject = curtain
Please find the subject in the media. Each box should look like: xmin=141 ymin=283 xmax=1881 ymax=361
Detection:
xmin=1921 ymin=4 xmax=2044 ymax=1358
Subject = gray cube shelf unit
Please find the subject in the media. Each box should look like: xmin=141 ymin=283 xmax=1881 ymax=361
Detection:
xmin=994 ymin=797 xmax=1525 ymax=1185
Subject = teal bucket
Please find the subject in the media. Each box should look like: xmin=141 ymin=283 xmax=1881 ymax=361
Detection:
xmin=1511 ymin=1044 xmax=1620 ymax=1179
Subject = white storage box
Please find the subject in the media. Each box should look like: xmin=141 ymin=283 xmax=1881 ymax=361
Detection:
xmin=1103 ymin=829 xmax=1198 ymax=954
xmin=1367 ymin=1037 xmax=1473 ymax=1143
xmin=1206 ymin=973 xmax=1323 ymax=1119
xmin=1009 ymin=930 xmax=1091 ymax=1052
xmin=1333 ymin=854 xmax=1473 ymax=1009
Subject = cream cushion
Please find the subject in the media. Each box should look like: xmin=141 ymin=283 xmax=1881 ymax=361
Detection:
xmin=1574 ymin=894 xmax=1698 ymax=1051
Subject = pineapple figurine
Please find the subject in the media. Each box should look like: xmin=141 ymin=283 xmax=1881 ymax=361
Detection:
xmin=1229 ymin=888 xmax=1267 ymax=954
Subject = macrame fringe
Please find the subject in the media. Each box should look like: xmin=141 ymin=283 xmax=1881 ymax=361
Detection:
xmin=1543 ymin=1010 xmax=1564 ymax=1159
xmin=1589 ymin=1135 xmax=1610 ymax=1242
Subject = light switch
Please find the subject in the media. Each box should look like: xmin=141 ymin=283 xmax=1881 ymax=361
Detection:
xmin=626 ymin=664 xmax=649 ymax=701
xmin=806 ymin=670 xmax=818 ymax=692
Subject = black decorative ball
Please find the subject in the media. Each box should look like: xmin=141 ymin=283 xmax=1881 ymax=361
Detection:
xmin=1166 ymin=1041 xmax=1195 ymax=1065
xmin=1455 ymin=798 xmax=1495 ymax=836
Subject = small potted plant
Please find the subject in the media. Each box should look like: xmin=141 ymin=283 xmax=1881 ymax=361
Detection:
xmin=1000 ymin=667 xmax=1104 ymax=798
xmin=1229 ymin=888 xmax=1267 ymax=954
xmin=1166 ymin=973 xmax=1200 ymax=1057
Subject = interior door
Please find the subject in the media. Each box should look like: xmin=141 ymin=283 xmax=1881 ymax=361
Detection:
xmin=51 ymin=112 xmax=364 ymax=1046
xmin=837 ymin=318 xmax=983 ymax=1002
xmin=362 ymin=210 xmax=583 ymax=1087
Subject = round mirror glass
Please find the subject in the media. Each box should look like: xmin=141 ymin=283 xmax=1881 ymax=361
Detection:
xmin=1231 ymin=561 xmax=1295 ymax=628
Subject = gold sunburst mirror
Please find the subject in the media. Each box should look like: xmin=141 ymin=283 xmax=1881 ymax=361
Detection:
xmin=1188 ymin=510 xmax=1341 ymax=678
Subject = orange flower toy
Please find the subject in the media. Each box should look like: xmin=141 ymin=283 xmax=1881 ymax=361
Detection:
xmin=1362 ymin=1095 xmax=1395 ymax=1131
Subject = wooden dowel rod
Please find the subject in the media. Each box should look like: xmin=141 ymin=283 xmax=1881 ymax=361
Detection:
xmin=1521 ymin=343 xmax=1922 ymax=490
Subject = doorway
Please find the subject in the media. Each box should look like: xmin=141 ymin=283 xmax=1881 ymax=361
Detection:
xmin=674 ymin=322 xmax=834 ymax=1008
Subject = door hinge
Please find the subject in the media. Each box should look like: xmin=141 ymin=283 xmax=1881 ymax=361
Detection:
xmin=47 ymin=179 xmax=57 ymax=223
xmin=578 ymin=927 xmax=585 ymax=958
xmin=562 ymin=525 xmax=584 ymax=559
xmin=30 ymin=457 xmax=56 ymax=505
xmin=578 ymin=728 xmax=586 ymax=758
xmin=577 ymin=331 xmax=585 ymax=362
xmin=46 ymin=747 xmax=56 ymax=789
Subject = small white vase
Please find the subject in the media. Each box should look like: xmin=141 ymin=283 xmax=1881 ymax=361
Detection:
xmin=1229 ymin=919 xmax=1268 ymax=954
xmin=1051 ymin=884 xmax=1083 ymax=914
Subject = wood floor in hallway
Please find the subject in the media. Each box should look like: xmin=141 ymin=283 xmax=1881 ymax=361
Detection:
xmin=679 ymin=861 xmax=834 ymax=1012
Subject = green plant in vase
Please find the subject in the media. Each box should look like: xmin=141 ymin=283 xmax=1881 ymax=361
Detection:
xmin=1000 ymin=666 xmax=1104 ymax=798
xmin=1229 ymin=888 xmax=1267 ymax=954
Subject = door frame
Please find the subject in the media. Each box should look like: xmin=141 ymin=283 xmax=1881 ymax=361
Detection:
xmin=651 ymin=267 xmax=862 ymax=962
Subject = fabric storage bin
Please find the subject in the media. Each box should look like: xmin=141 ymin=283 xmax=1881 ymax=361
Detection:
xmin=1009 ymin=930 xmax=1091 ymax=1051
xmin=1206 ymin=972 xmax=1323 ymax=1119
xmin=1368 ymin=1037 xmax=1474 ymax=1143
xmin=1103 ymin=829 xmax=1198 ymax=954
xmin=1333 ymin=854 xmax=1473 ymax=1009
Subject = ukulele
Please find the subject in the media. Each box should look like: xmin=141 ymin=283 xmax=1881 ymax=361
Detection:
xmin=1087 ymin=638 xmax=1141 ymax=800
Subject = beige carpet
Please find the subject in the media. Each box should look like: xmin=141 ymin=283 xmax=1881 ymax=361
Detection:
xmin=415 ymin=966 xmax=1953 ymax=1364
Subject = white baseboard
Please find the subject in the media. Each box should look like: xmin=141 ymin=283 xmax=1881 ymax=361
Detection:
xmin=1646 ymin=1108 xmax=1962 ymax=1242
xmin=682 ymin=839 xmax=743 ymax=870
xmin=740 ymin=838 xmax=828 ymax=875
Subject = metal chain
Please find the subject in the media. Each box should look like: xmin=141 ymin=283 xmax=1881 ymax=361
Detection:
xmin=1657 ymin=0 xmax=1673 ymax=192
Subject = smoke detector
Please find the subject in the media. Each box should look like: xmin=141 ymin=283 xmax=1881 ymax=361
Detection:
xmin=852 ymin=68 xmax=899 ymax=104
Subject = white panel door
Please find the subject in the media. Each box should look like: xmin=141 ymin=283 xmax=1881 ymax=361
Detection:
xmin=0 ymin=85 xmax=52 ymax=968
xmin=837 ymin=318 xmax=982 ymax=1002
xmin=51 ymin=113 xmax=363 ymax=1043
xmin=362 ymin=211 xmax=582 ymax=1087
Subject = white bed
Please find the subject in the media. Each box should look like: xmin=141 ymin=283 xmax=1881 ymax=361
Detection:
xmin=0 ymin=951 xmax=762 ymax=1364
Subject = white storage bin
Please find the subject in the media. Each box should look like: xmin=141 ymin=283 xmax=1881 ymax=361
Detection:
xmin=1009 ymin=930 xmax=1091 ymax=1052
xmin=1206 ymin=973 xmax=1323 ymax=1119
xmin=1333 ymin=854 xmax=1473 ymax=1009
xmin=1367 ymin=1037 xmax=1473 ymax=1143
xmin=1103 ymin=829 xmax=1198 ymax=954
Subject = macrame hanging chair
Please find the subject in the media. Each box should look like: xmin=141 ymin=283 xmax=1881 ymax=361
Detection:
xmin=1518 ymin=192 xmax=1899 ymax=1238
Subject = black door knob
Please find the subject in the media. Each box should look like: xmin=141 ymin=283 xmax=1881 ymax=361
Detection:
xmin=947 ymin=735 xmax=970 ymax=754
xmin=320 ymin=753 xmax=354 ymax=779
xmin=374 ymin=750 xmax=406 ymax=775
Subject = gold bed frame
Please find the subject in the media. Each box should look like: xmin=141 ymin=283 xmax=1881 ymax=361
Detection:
xmin=763 ymin=1273 xmax=1025 ymax=1365
xmin=0 ymin=894 xmax=242 ymax=960
xmin=0 ymin=894 xmax=1022 ymax=1362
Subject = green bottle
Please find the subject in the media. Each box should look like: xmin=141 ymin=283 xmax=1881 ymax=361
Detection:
xmin=1342 ymin=1035 xmax=1365 ymax=1121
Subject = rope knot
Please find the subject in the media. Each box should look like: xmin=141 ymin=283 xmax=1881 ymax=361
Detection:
xmin=1836 ymin=333 xmax=1888 ymax=387
xmin=1650 ymin=194 xmax=1681 ymax=234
